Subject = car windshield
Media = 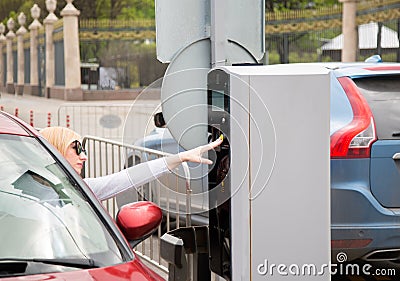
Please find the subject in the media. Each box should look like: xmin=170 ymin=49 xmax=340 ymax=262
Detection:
xmin=354 ymin=75 xmax=400 ymax=140
xmin=0 ymin=134 xmax=125 ymax=272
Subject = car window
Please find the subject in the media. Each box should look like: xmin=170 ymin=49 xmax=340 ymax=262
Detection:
xmin=0 ymin=134 xmax=124 ymax=268
xmin=353 ymin=75 xmax=400 ymax=140
xmin=330 ymin=75 xmax=353 ymax=135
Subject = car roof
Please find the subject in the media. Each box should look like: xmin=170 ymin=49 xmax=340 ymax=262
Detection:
xmin=324 ymin=62 xmax=400 ymax=77
xmin=272 ymin=61 xmax=400 ymax=75
xmin=225 ymin=61 xmax=400 ymax=78
xmin=0 ymin=111 xmax=37 ymax=137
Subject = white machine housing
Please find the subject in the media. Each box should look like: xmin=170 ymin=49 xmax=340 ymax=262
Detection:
xmin=207 ymin=64 xmax=331 ymax=280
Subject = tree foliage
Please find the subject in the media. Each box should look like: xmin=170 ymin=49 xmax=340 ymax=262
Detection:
xmin=1 ymin=0 xmax=66 ymax=27
xmin=118 ymin=0 xmax=154 ymax=20
xmin=0 ymin=0 xmax=156 ymax=22
xmin=0 ymin=0 xmax=338 ymax=22
xmin=265 ymin=0 xmax=338 ymax=12
xmin=0 ymin=0 xmax=23 ymax=19
xmin=74 ymin=0 xmax=154 ymax=19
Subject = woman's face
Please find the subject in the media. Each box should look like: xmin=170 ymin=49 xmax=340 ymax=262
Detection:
xmin=64 ymin=140 xmax=88 ymax=175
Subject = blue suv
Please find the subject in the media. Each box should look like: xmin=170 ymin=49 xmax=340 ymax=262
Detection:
xmin=329 ymin=61 xmax=400 ymax=264
xmin=131 ymin=60 xmax=400 ymax=265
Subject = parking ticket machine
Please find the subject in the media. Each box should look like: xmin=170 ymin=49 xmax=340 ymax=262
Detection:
xmin=207 ymin=69 xmax=232 ymax=279
xmin=161 ymin=64 xmax=331 ymax=281
xmin=207 ymin=64 xmax=331 ymax=281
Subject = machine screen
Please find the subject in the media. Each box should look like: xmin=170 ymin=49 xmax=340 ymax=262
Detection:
xmin=211 ymin=90 xmax=225 ymax=111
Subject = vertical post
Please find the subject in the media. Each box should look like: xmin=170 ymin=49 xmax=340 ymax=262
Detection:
xmin=397 ymin=19 xmax=400 ymax=62
xmin=283 ymin=33 xmax=289 ymax=64
xmin=44 ymin=0 xmax=58 ymax=98
xmin=61 ymin=0 xmax=82 ymax=101
xmin=6 ymin=18 xmax=16 ymax=94
xmin=210 ymin=0 xmax=227 ymax=67
xmin=28 ymin=4 xmax=42 ymax=96
xmin=16 ymin=12 xmax=27 ymax=95
xmin=340 ymin=0 xmax=359 ymax=62
xmin=376 ymin=22 xmax=383 ymax=57
xmin=0 ymin=23 xmax=6 ymax=91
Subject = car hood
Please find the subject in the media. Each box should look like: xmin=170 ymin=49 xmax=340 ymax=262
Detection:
xmin=134 ymin=128 xmax=172 ymax=144
xmin=2 ymin=258 xmax=164 ymax=281
xmin=134 ymin=127 xmax=184 ymax=154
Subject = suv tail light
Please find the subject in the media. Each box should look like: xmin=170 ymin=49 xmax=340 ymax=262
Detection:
xmin=331 ymin=77 xmax=377 ymax=158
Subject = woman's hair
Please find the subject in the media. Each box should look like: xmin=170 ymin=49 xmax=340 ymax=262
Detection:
xmin=40 ymin=126 xmax=82 ymax=156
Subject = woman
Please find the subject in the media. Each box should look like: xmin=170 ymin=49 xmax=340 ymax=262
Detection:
xmin=40 ymin=126 xmax=222 ymax=201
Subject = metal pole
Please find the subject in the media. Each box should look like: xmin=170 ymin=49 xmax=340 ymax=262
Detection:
xmin=377 ymin=22 xmax=382 ymax=56
xmin=211 ymin=0 xmax=227 ymax=67
xmin=397 ymin=19 xmax=400 ymax=62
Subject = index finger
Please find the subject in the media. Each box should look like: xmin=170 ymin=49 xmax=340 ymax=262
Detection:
xmin=206 ymin=137 xmax=223 ymax=150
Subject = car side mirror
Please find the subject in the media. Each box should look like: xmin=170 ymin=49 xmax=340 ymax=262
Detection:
xmin=154 ymin=112 xmax=166 ymax=128
xmin=116 ymin=201 xmax=162 ymax=248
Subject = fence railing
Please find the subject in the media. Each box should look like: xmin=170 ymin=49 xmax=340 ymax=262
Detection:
xmin=58 ymin=102 xmax=159 ymax=142
xmin=81 ymin=135 xmax=194 ymax=275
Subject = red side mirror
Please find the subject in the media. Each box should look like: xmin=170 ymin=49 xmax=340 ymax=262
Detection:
xmin=117 ymin=201 xmax=162 ymax=243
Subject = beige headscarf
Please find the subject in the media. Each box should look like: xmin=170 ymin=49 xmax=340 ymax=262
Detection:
xmin=40 ymin=126 xmax=82 ymax=157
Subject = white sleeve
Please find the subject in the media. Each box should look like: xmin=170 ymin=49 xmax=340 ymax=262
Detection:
xmin=83 ymin=157 xmax=170 ymax=201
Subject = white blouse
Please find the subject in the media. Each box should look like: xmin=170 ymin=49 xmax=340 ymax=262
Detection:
xmin=83 ymin=158 xmax=169 ymax=201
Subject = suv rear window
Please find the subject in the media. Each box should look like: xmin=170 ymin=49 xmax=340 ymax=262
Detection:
xmin=353 ymin=75 xmax=400 ymax=140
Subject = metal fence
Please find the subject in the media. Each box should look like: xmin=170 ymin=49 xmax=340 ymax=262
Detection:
xmin=76 ymin=0 xmax=400 ymax=88
xmin=266 ymin=20 xmax=400 ymax=64
xmin=265 ymin=1 xmax=400 ymax=64
xmin=81 ymin=135 xmax=193 ymax=275
xmin=57 ymin=102 xmax=159 ymax=143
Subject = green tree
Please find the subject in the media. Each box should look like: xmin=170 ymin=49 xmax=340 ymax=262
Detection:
xmin=266 ymin=0 xmax=338 ymax=12
xmin=118 ymin=0 xmax=155 ymax=20
xmin=0 ymin=0 xmax=341 ymax=22
xmin=0 ymin=0 xmax=25 ymax=24
xmin=110 ymin=0 xmax=128 ymax=19
xmin=0 ymin=0 xmax=66 ymax=25
xmin=74 ymin=0 xmax=99 ymax=19
xmin=72 ymin=0 xmax=111 ymax=19
xmin=75 ymin=0 xmax=154 ymax=20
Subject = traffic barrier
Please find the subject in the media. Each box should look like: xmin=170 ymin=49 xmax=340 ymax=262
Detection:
xmin=47 ymin=113 xmax=51 ymax=127
xmin=66 ymin=114 xmax=70 ymax=128
xmin=82 ymin=135 xmax=193 ymax=276
xmin=30 ymin=110 xmax=34 ymax=127
xmin=57 ymin=103 xmax=158 ymax=142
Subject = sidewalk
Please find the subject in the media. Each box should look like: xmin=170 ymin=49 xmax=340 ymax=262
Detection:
xmin=0 ymin=92 xmax=159 ymax=131
xmin=0 ymin=92 xmax=66 ymax=128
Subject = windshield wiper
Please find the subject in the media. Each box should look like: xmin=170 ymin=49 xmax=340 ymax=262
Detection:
xmin=0 ymin=258 xmax=100 ymax=269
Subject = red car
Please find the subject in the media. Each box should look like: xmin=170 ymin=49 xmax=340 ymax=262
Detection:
xmin=0 ymin=111 xmax=165 ymax=281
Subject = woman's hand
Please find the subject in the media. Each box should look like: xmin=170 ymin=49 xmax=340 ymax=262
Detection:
xmin=165 ymin=137 xmax=223 ymax=170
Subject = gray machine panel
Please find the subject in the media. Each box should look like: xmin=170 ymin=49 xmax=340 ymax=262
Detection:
xmin=220 ymin=64 xmax=331 ymax=280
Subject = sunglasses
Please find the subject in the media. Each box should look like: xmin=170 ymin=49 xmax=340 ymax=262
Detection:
xmin=72 ymin=140 xmax=86 ymax=156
